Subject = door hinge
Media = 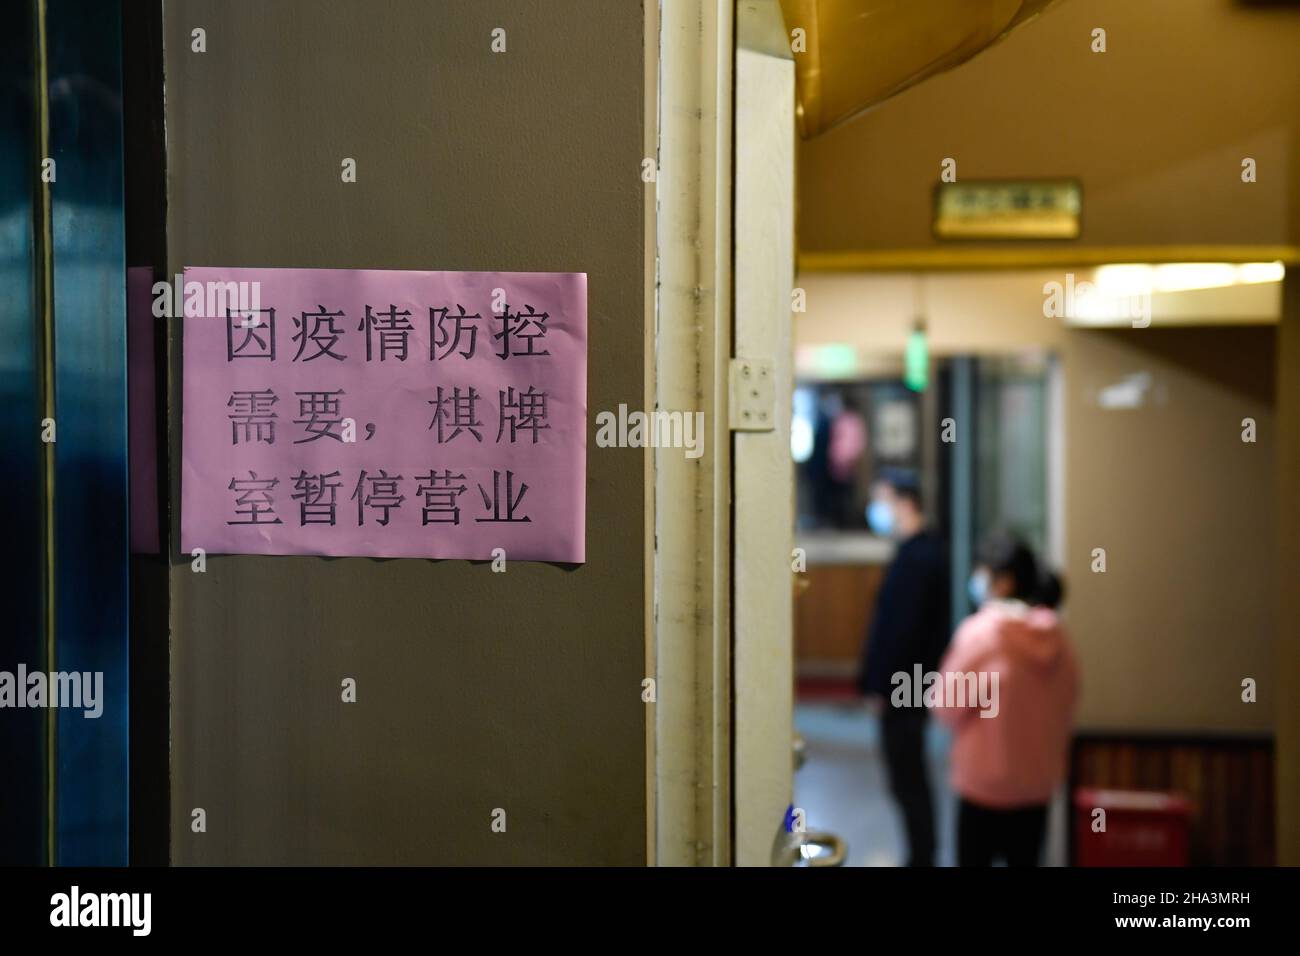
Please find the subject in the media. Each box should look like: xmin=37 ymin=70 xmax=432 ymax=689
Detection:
xmin=729 ymin=357 xmax=775 ymax=432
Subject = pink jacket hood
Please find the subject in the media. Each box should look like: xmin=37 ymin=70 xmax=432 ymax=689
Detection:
xmin=964 ymin=603 xmax=1070 ymax=670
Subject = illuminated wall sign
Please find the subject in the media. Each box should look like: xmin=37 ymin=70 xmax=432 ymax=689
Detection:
xmin=933 ymin=179 xmax=1081 ymax=240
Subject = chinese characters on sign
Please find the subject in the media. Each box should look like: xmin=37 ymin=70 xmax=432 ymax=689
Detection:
xmin=932 ymin=179 xmax=1081 ymax=240
xmin=181 ymin=267 xmax=587 ymax=561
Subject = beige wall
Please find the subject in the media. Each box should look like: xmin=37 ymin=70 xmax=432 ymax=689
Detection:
xmin=1065 ymin=325 xmax=1274 ymax=733
xmin=796 ymin=271 xmax=1275 ymax=733
xmin=798 ymin=0 xmax=1300 ymax=253
xmin=164 ymin=0 xmax=647 ymax=864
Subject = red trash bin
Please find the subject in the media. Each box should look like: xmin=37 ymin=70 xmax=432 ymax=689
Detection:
xmin=1073 ymin=787 xmax=1191 ymax=866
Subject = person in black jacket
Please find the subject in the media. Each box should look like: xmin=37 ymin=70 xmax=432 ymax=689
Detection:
xmin=858 ymin=473 xmax=951 ymax=866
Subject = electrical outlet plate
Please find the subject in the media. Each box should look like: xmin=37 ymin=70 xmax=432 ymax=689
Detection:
xmin=729 ymin=357 xmax=775 ymax=431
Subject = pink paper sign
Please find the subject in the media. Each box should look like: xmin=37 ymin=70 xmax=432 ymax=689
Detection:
xmin=181 ymin=267 xmax=586 ymax=562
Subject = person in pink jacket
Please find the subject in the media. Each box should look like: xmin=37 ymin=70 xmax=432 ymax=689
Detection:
xmin=933 ymin=532 xmax=1079 ymax=867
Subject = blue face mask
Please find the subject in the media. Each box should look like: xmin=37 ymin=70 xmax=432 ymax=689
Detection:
xmin=968 ymin=570 xmax=990 ymax=608
xmin=867 ymin=500 xmax=894 ymax=537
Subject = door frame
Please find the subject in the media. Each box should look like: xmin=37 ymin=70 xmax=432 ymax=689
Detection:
xmin=648 ymin=0 xmax=797 ymax=867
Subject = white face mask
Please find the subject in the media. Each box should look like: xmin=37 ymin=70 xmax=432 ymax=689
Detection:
xmin=968 ymin=569 xmax=990 ymax=608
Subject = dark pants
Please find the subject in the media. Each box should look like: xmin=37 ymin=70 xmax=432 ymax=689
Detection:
xmin=957 ymin=798 xmax=1048 ymax=867
xmin=880 ymin=709 xmax=934 ymax=866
